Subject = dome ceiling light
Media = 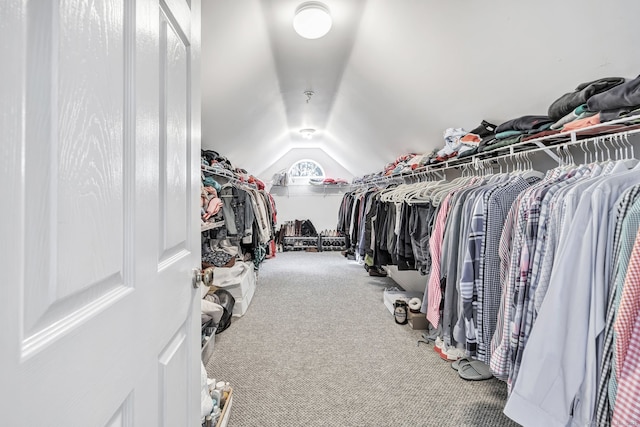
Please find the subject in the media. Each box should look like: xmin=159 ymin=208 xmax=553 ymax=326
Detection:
xmin=293 ymin=2 xmax=332 ymax=40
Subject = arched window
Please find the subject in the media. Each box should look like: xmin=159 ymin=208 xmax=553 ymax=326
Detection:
xmin=288 ymin=159 xmax=325 ymax=185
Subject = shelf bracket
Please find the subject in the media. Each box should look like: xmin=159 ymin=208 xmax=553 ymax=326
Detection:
xmin=533 ymin=141 xmax=562 ymax=163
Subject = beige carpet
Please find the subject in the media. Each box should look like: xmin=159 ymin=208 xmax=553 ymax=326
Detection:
xmin=206 ymin=251 xmax=519 ymax=427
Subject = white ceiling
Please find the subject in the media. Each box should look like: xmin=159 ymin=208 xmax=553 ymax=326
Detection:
xmin=201 ymin=0 xmax=640 ymax=180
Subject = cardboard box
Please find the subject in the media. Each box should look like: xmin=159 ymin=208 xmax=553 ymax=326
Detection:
xmin=407 ymin=310 xmax=428 ymax=330
xmin=216 ymin=388 xmax=233 ymax=427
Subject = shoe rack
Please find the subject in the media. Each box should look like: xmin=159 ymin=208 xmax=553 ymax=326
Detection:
xmin=282 ymin=236 xmax=321 ymax=251
xmin=281 ymin=235 xmax=346 ymax=252
xmin=319 ymin=235 xmax=346 ymax=251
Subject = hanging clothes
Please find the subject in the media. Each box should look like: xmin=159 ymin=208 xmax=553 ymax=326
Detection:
xmin=340 ymin=146 xmax=640 ymax=427
xmin=202 ymin=165 xmax=278 ymax=269
xmin=503 ymin=161 xmax=640 ymax=427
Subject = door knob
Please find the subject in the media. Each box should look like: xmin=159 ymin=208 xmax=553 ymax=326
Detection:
xmin=192 ymin=268 xmax=203 ymax=288
xmin=202 ymin=267 xmax=214 ymax=286
xmin=192 ymin=267 xmax=214 ymax=288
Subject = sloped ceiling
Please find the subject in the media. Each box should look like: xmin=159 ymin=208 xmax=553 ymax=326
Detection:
xmin=202 ymin=0 xmax=640 ymax=180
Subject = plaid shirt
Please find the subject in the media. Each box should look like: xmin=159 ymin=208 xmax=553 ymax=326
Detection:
xmin=611 ymin=198 xmax=640 ymax=405
xmin=596 ymin=185 xmax=640 ymax=426
xmin=615 ymin=229 xmax=640 ymax=380
xmin=513 ymin=170 xmax=590 ymax=380
xmin=490 ymin=199 xmax=519 ymax=381
xmin=459 ymin=195 xmax=485 ymax=356
xmin=479 ymin=177 xmax=532 ymax=364
xmin=509 ymin=187 xmax=544 ymax=388
xmin=505 ymin=169 xmax=640 ymax=427
xmin=475 ymin=181 xmax=508 ymax=360
xmin=612 ymin=220 xmax=640 ymax=425
xmin=453 ymin=187 xmax=485 ymax=351
xmin=507 ymin=176 xmax=555 ymax=390
xmin=612 ymin=288 xmax=640 ymax=425
xmin=491 ymin=173 xmax=558 ymax=381
xmin=492 ymin=176 xmax=546 ymax=383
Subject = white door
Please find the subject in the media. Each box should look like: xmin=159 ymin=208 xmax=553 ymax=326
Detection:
xmin=0 ymin=0 xmax=202 ymax=425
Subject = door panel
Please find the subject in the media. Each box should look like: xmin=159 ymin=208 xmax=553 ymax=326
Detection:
xmin=162 ymin=0 xmax=191 ymax=37
xmin=106 ymin=394 xmax=134 ymax=427
xmin=159 ymin=4 xmax=190 ymax=263
xmin=0 ymin=0 xmax=201 ymax=425
xmin=22 ymin=0 xmax=133 ymax=360
xmin=159 ymin=324 xmax=190 ymax=427
xmin=57 ymin=0 xmax=125 ymax=299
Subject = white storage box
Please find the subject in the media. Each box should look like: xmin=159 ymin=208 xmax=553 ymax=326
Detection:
xmin=212 ymin=261 xmax=257 ymax=317
xmin=201 ymin=327 xmax=216 ymax=364
xmin=232 ymin=270 xmax=256 ymax=317
xmin=384 ymin=265 xmax=428 ymax=293
xmin=228 ymin=262 xmax=256 ymax=317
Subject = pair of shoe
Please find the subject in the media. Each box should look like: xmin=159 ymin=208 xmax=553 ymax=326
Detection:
xmin=451 ymin=357 xmax=493 ymax=381
xmin=368 ymin=266 xmax=387 ymax=277
xmin=433 ymin=337 xmax=465 ymax=361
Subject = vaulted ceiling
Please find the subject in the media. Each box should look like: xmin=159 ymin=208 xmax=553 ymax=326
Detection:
xmin=201 ymin=0 xmax=640 ymax=181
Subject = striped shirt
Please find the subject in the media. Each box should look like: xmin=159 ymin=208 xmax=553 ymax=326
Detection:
xmin=596 ymin=184 xmax=640 ymax=425
xmin=425 ymin=191 xmax=454 ymax=328
xmin=504 ymin=168 xmax=640 ymax=427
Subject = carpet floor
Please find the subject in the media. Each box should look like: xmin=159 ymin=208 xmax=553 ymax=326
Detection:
xmin=206 ymin=251 xmax=519 ymax=427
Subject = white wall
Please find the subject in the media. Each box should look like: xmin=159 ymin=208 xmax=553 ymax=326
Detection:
xmin=327 ymin=0 xmax=640 ymax=174
xmin=270 ymin=189 xmax=345 ymax=233
xmin=257 ymin=146 xmax=355 ymax=183
xmin=259 ymin=147 xmax=353 ymax=233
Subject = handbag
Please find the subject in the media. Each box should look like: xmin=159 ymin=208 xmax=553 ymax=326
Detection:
xmin=214 ymin=289 xmax=236 ymax=334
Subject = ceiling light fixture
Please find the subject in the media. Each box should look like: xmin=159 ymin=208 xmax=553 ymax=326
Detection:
xmin=300 ymin=128 xmax=316 ymax=139
xmin=304 ymin=90 xmax=314 ymax=103
xmin=293 ymin=2 xmax=332 ymax=40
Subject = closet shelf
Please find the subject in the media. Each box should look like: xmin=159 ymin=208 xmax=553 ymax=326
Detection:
xmin=355 ymin=113 xmax=640 ymax=186
xmin=434 ymin=115 xmax=640 ymax=168
xmin=270 ymin=183 xmax=352 ymax=197
xmin=202 ymin=165 xmax=258 ymax=191
xmin=201 ymin=221 xmax=225 ymax=232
